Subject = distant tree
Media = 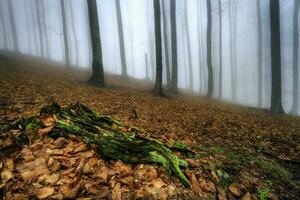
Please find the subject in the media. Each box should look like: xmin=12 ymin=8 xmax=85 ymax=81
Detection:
xmin=152 ymin=0 xmax=163 ymax=96
xmin=145 ymin=53 xmax=150 ymax=80
xmin=162 ymin=0 xmax=171 ymax=88
xmin=30 ymin=1 xmax=39 ymax=56
xmin=197 ymin=0 xmax=205 ymax=93
xmin=218 ymin=0 xmax=223 ymax=99
xmin=35 ymin=0 xmax=45 ymax=57
xmin=291 ymin=0 xmax=300 ymax=114
xmin=257 ymin=0 xmax=263 ymax=107
xmin=87 ymin=0 xmax=105 ymax=86
xmin=7 ymin=0 xmax=19 ymax=52
xmin=270 ymin=0 xmax=284 ymax=113
xmin=229 ymin=0 xmax=237 ymax=101
xmin=115 ymin=0 xmax=127 ymax=77
xmin=41 ymin=1 xmax=50 ymax=58
xmin=60 ymin=0 xmax=71 ymax=67
xmin=69 ymin=1 xmax=79 ymax=66
xmin=24 ymin=1 xmax=33 ymax=54
xmin=0 ymin=1 xmax=8 ymax=49
xmin=206 ymin=0 xmax=214 ymax=99
xmin=170 ymin=0 xmax=178 ymax=93
xmin=184 ymin=0 xmax=194 ymax=90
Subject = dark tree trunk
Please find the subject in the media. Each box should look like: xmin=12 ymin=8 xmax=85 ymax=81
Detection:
xmin=41 ymin=1 xmax=50 ymax=59
xmin=206 ymin=0 xmax=214 ymax=99
xmin=184 ymin=1 xmax=193 ymax=90
xmin=7 ymin=0 xmax=19 ymax=52
xmin=152 ymin=0 xmax=163 ymax=96
xmin=170 ymin=0 xmax=178 ymax=93
xmin=162 ymin=0 xmax=171 ymax=88
xmin=270 ymin=0 xmax=284 ymax=113
xmin=257 ymin=0 xmax=263 ymax=107
xmin=87 ymin=0 xmax=105 ymax=86
xmin=69 ymin=1 xmax=79 ymax=66
xmin=291 ymin=0 xmax=300 ymax=114
xmin=229 ymin=0 xmax=237 ymax=101
xmin=35 ymin=0 xmax=45 ymax=57
xmin=0 ymin=1 xmax=8 ymax=49
xmin=115 ymin=0 xmax=127 ymax=77
xmin=60 ymin=0 xmax=71 ymax=67
xmin=218 ymin=0 xmax=223 ymax=99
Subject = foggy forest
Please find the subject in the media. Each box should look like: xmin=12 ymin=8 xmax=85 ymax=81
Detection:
xmin=0 ymin=0 xmax=299 ymax=199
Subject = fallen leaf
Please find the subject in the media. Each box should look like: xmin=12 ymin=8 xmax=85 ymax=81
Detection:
xmin=44 ymin=173 xmax=60 ymax=185
xmin=36 ymin=187 xmax=55 ymax=199
xmin=228 ymin=183 xmax=242 ymax=197
xmin=1 ymin=170 xmax=13 ymax=182
xmin=111 ymin=183 xmax=122 ymax=200
xmin=241 ymin=192 xmax=252 ymax=200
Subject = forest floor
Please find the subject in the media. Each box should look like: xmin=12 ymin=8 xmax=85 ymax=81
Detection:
xmin=0 ymin=52 xmax=299 ymax=200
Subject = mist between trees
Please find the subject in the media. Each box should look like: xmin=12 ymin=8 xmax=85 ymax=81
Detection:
xmin=0 ymin=0 xmax=299 ymax=115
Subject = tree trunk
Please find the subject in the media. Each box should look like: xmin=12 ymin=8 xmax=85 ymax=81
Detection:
xmin=218 ymin=0 xmax=223 ymax=99
xmin=69 ymin=0 xmax=79 ymax=66
xmin=41 ymin=1 xmax=50 ymax=59
xmin=35 ymin=0 xmax=45 ymax=57
xmin=30 ymin=1 xmax=39 ymax=56
xmin=60 ymin=0 xmax=71 ymax=67
xmin=7 ymin=0 xmax=19 ymax=52
xmin=229 ymin=0 xmax=237 ymax=101
xmin=87 ymin=0 xmax=105 ymax=86
xmin=145 ymin=53 xmax=150 ymax=80
xmin=184 ymin=1 xmax=194 ymax=90
xmin=153 ymin=0 xmax=163 ymax=96
xmin=170 ymin=0 xmax=178 ymax=93
xmin=162 ymin=0 xmax=171 ymax=88
xmin=0 ymin=1 xmax=8 ymax=49
xmin=257 ymin=0 xmax=263 ymax=107
xmin=115 ymin=0 xmax=127 ymax=77
xmin=270 ymin=0 xmax=284 ymax=113
xmin=291 ymin=0 xmax=300 ymax=114
xmin=206 ymin=0 xmax=214 ymax=99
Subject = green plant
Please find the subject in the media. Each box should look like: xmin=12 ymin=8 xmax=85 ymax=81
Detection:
xmin=257 ymin=188 xmax=271 ymax=200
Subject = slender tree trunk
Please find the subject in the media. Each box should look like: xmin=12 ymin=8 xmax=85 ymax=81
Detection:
xmin=257 ymin=0 xmax=263 ymax=107
xmin=35 ymin=0 xmax=45 ymax=57
xmin=7 ymin=0 xmax=19 ymax=52
xmin=41 ymin=1 xmax=50 ymax=58
xmin=218 ymin=0 xmax=223 ymax=99
xmin=206 ymin=0 xmax=214 ymax=99
xmin=60 ymin=0 xmax=71 ymax=67
xmin=153 ymin=0 xmax=163 ymax=96
xmin=30 ymin=1 xmax=39 ymax=56
xmin=229 ymin=0 xmax=237 ymax=101
xmin=161 ymin=0 xmax=171 ymax=88
xmin=184 ymin=1 xmax=194 ymax=90
xmin=0 ymin=1 xmax=8 ymax=49
xmin=25 ymin=1 xmax=33 ymax=54
xmin=69 ymin=0 xmax=79 ymax=66
xmin=87 ymin=0 xmax=105 ymax=86
xmin=170 ymin=0 xmax=178 ymax=93
xmin=115 ymin=0 xmax=127 ymax=77
xmin=145 ymin=53 xmax=150 ymax=80
xmin=270 ymin=0 xmax=284 ymax=113
xmin=291 ymin=0 xmax=300 ymax=114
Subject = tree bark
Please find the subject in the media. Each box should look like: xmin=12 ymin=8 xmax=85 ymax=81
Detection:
xmin=87 ymin=0 xmax=105 ymax=86
xmin=170 ymin=0 xmax=178 ymax=93
xmin=257 ymin=0 xmax=263 ymax=107
xmin=60 ymin=0 xmax=71 ymax=67
xmin=291 ymin=0 xmax=300 ymax=114
xmin=0 ymin=1 xmax=8 ymax=49
xmin=270 ymin=0 xmax=284 ymax=113
xmin=7 ymin=0 xmax=19 ymax=52
xmin=35 ymin=0 xmax=45 ymax=57
xmin=115 ymin=0 xmax=127 ymax=77
xmin=184 ymin=1 xmax=193 ymax=90
xmin=69 ymin=0 xmax=79 ymax=66
xmin=218 ymin=0 xmax=223 ymax=99
xmin=153 ymin=0 xmax=163 ymax=96
xmin=41 ymin=1 xmax=50 ymax=59
xmin=162 ymin=1 xmax=171 ymax=88
xmin=145 ymin=53 xmax=150 ymax=80
xmin=206 ymin=0 xmax=214 ymax=99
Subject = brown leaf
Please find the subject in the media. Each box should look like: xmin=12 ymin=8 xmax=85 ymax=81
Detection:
xmin=241 ymin=192 xmax=252 ymax=200
xmin=111 ymin=183 xmax=122 ymax=200
xmin=1 ymin=170 xmax=13 ymax=182
xmin=36 ymin=187 xmax=55 ymax=199
xmin=5 ymin=159 xmax=14 ymax=171
xmin=44 ymin=173 xmax=60 ymax=185
xmin=228 ymin=183 xmax=242 ymax=197
xmin=150 ymin=178 xmax=167 ymax=189
xmin=61 ymin=182 xmax=82 ymax=199
xmin=185 ymin=171 xmax=202 ymax=195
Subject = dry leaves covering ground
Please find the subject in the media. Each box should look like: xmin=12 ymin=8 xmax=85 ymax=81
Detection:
xmin=0 ymin=53 xmax=299 ymax=200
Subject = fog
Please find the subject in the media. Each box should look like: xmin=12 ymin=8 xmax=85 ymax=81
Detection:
xmin=0 ymin=0 xmax=299 ymax=115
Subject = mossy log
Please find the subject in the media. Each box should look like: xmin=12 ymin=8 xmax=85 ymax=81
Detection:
xmin=3 ymin=102 xmax=191 ymax=186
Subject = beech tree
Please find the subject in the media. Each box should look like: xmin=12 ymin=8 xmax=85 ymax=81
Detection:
xmin=152 ymin=0 xmax=163 ymax=96
xmin=291 ymin=0 xmax=300 ymax=114
xmin=60 ymin=0 xmax=70 ymax=67
xmin=206 ymin=0 xmax=213 ymax=99
xmin=7 ymin=0 xmax=19 ymax=52
xmin=270 ymin=0 xmax=284 ymax=113
xmin=87 ymin=0 xmax=105 ymax=86
xmin=170 ymin=0 xmax=178 ymax=93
